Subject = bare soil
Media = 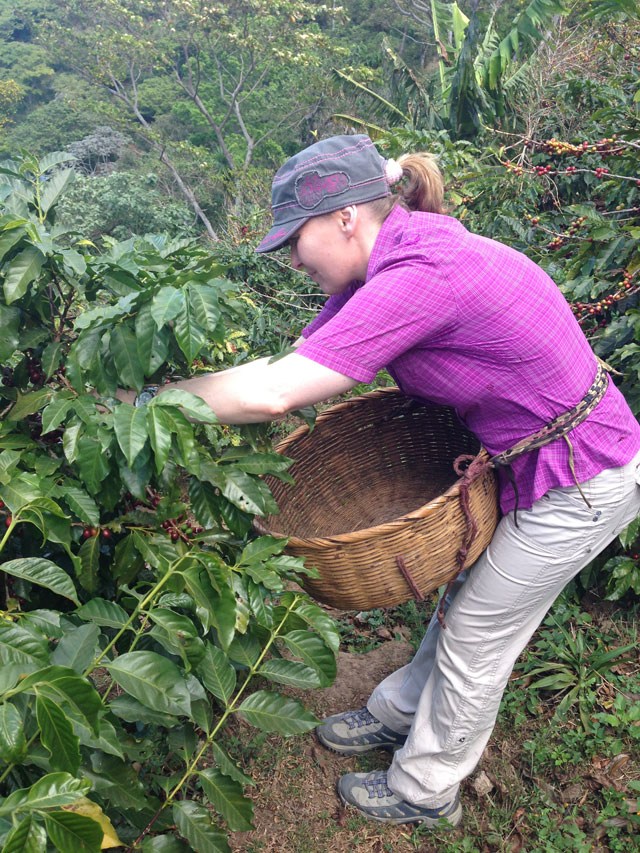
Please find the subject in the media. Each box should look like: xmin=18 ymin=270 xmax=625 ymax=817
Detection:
xmin=228 ymin=640 xmax=418 ymax=853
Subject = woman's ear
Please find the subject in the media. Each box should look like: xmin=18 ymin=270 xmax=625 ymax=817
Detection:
xmin=337 ymin=205 xmax=358 ymax=237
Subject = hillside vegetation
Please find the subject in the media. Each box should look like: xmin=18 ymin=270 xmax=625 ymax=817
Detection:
xmin=0 ymin=1 xmax=639 ymax=851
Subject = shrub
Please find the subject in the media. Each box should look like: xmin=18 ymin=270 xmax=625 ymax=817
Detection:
xmin=57 ymin=170 xmax=198 ymax=242
xmin=0 ymin=150 xmax=338 ymax=851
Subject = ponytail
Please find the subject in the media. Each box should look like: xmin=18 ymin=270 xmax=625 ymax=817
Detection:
xmin=364 ymin=151 xmax=445 ymax=223
xmin=395 ymin=152 xmax=444 ymax=214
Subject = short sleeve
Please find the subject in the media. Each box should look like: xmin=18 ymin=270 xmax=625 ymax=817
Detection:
xmin=296 ymin=254 xmax=459 ymax=382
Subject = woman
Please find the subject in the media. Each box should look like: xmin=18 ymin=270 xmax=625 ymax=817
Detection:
xmin=135 ymin=135 xmax=640 ymax=829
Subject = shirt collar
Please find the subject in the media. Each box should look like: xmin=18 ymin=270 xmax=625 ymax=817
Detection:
xmin=366 ymin=205 xmax=409 ymax=283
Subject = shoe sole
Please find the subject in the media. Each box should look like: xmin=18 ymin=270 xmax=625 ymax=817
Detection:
xmin=316 ymin=730 xmax=406 ymax=755
xmin=338 ymin=789 xmax=463 ymax=828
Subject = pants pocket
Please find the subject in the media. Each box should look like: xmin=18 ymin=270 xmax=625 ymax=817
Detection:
xmin=506 ymin=468 xmax=624 ymax=558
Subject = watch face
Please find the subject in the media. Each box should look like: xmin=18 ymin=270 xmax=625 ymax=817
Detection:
xmin=136 ymin=389 xmax=156 ymax=406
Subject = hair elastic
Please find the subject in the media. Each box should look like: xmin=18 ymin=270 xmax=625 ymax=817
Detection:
xmin=384 ymin=158 xmax=404 ymax=186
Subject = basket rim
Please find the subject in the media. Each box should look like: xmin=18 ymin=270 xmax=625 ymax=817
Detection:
xmin=274 ymin=386 xmax=408 ymax=456
xmin=254 ymin=387 xmax=494 ymax=548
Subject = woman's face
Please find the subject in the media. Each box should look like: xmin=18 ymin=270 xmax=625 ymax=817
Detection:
xmin=288 ymin=209 xmax=366 ymax=295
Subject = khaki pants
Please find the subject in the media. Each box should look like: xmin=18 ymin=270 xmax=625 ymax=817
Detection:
xmin=368 ymin=449 xmax=640 ymax=808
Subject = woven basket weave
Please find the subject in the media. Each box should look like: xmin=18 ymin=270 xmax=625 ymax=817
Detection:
xmin=254 ymin=387 xmax=500 ymax=610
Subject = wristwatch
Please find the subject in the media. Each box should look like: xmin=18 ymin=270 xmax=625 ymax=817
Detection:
xmin=134 ymin=386 xmax=160 ymax=407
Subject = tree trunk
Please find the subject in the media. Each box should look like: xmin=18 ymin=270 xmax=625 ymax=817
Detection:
xmin=159 ymin=151 xmax=219 ymax=243
xmin=126 ymin=94 xmax=220 ymax=242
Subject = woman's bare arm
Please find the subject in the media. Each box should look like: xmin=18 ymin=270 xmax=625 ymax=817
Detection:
xmin=122 ymin=352 xmax=358 ymax=424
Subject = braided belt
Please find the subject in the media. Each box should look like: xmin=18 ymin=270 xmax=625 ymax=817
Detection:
xmin=434 ymin=362 xmax=610 ymax=628
xmin=490 ymin=362 xmax=609 ymax=469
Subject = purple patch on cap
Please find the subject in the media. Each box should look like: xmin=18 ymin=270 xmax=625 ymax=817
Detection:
xmin=295 ymin=170 xmax=350 ymax=210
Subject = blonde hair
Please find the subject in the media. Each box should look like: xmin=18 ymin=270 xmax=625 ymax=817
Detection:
xmin=365 ymin=151 xmax=445 ymax=222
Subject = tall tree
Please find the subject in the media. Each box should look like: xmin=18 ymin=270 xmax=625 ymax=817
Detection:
xmin=48 ymin=0 xmax=335 ymax=240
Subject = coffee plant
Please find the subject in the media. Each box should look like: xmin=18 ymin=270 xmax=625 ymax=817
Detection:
xmin=0 ymin=151 xmax=339 ymax=852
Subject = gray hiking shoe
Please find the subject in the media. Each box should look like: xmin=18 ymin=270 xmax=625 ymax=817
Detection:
xmin=316 ymin=707 xmax=407 ymax=755
xmin=338 ymin=769 xmax=462 ymax=827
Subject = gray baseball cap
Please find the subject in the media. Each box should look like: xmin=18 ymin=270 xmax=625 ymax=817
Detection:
xmin=256 ymin=134 xmax=390 ymax=253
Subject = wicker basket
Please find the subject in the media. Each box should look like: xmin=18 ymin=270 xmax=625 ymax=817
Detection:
xmin=253 ymin=387 xmax=500 ymax=610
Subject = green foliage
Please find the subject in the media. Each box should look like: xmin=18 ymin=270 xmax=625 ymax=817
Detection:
xmin=57 ymin=171 xmax=197 ymax=241
xmin=0 ymin=41 xmax=53 ymax=104
xmin=213 ymin=241 xmax=323 ymax=356
xmin=0 ymin=96 xmax=103 ymax=160
xmin=595 ymin=517 xmax=640 ymax=600
xmin=0 ymin=79 xmax=21 ymax=136
xmin=333 ymin=0 xmax=572 ymax=137
xmin=40 ymin=0 xmax=342 ymax=237
xmin=0 ymin=151 xmax=339 ymax=851
xmin=516 ymin=607 xmax=635 ymax=731
xmin=479 ymin=0 xmax=568 ymax=93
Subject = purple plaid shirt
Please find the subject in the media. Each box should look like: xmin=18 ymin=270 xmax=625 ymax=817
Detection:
xmin=298 ymin=206 xmax=640 ymax=512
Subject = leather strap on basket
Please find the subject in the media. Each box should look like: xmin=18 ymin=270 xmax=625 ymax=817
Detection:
xmin=395 ymin=555 xmax=425 ymax=601
xmin=434 ymin=363 xmax=609 ymax=629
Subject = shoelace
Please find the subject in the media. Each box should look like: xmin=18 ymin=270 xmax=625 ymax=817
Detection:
xmin=344 ymin=708 xmax=379 ymax=730
xmin=363 ymin=771 xmax=394 ymax=800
